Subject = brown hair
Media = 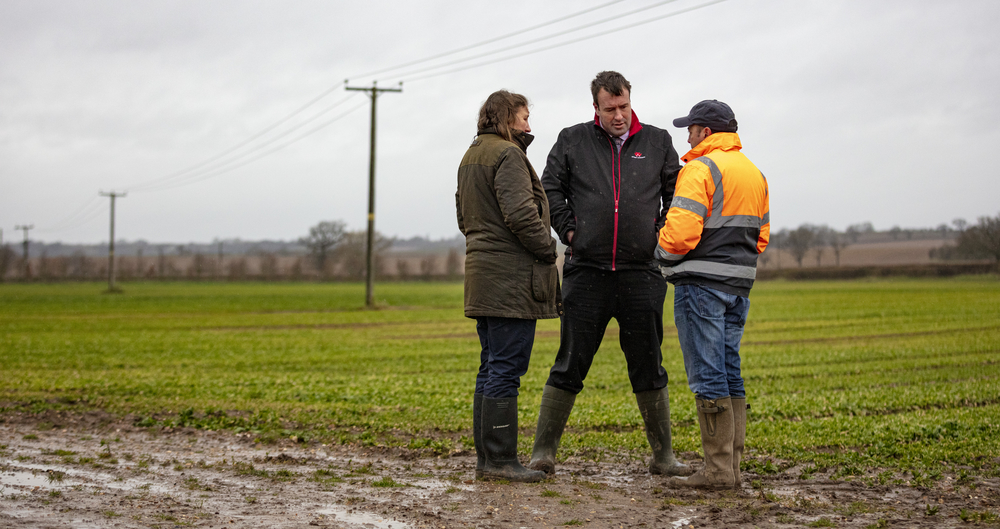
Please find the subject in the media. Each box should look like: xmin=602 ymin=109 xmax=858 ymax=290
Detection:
xmin=590 ymin=71 xmax=631 ymax=105
xmin=477 ymin=90 xmax=529 ymax=142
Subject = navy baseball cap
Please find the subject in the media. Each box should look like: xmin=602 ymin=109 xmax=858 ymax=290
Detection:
xmin=673 ymin=100 xmax=738 ymax=132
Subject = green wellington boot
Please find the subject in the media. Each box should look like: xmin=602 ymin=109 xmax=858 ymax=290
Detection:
xmin=527 ymin=385 xmax=576 ymax=475
xmin=481 ymin=396 xmax=546 ymax=483
xmin=731 ymin=397 xmax=747 ymax=488
xmin=473 ymin=393 xmax=484 ymax=479
xmin=668 ymin=397 xmax=735 ymax=490
xmin=636 ymin=387 xmax=694 ymax=476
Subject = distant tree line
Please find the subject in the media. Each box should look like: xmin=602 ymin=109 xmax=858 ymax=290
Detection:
xmin=929 ymin=214 xmax=1000 ymax=264
xmin=1 ymin=220 xmax=465 ymax=282
xmin=762 ymin=215 xmax=999 ymax=269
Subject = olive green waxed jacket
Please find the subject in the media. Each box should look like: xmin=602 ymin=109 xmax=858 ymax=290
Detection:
xmin=456 ymin=130 xmax=561 ymax=320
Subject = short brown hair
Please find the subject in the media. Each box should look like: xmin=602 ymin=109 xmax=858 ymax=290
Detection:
xmin=477 ymin=90 xmax=529 ymax=143
xmin=591 ymin=71 xmax=631 ymax=105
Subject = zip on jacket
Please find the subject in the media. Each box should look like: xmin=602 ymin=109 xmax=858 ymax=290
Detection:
xmin=541 ymin=113 xmax=681 ymax=271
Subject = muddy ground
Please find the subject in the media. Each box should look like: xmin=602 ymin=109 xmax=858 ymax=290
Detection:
xmin=1 ymin=410 xmax=997 ymax=528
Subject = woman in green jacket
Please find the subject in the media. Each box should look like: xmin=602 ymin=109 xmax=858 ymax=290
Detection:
xmin=455 ymin=90 xmax=560 ymax=482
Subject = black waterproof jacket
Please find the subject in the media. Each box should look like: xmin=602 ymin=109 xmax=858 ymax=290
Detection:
xmin=541 ymin=112 xmax=681 ymax=270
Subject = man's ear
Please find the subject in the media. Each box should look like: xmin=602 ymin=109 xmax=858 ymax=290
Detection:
xmin=593 ymin=102 xmax=599 ymax=113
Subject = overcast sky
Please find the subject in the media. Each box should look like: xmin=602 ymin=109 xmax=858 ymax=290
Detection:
xmin=2 ymin=0 xmax=998 ymax=245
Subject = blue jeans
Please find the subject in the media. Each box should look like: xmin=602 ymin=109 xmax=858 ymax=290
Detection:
xmin=475 ymin=317 xmax=536 ymax=398
xmin=673 ymin=284 xmax=750 ymax=400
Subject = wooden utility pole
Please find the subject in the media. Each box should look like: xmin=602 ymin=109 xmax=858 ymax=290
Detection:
xmin=100 ymin=191 xmax=126 ymax=292
xmin=14 ymin=224 xmax=33 ymax=279
xmin=217 ymin=241 xmax=224 ymax=280
xmin=345 ymin=80 xmax=401 ymax=307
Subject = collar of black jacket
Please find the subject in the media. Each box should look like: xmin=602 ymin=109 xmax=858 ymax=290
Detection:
xmin=477 ymin=127 xmax=534 ymax=152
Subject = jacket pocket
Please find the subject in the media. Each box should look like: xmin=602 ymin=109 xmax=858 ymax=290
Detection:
xmin=531 ymin=262 xmax=557 ymax=302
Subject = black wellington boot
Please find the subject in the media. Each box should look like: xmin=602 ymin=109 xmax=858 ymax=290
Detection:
xmin=527 ymin=385 xmax=576 ymax=475
xmin=481 ymin=396 xmax=546 ymax=483
xmin=473 ymin=393 xmax=484 ymax=479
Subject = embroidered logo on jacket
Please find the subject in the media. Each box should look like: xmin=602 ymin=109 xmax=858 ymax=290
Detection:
xmin=631 ymin=152 xmax=645 ymax=159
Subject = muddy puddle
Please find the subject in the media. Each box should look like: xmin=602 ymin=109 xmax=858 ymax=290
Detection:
xmin=1 ymin=411 xmax=997 ymax=528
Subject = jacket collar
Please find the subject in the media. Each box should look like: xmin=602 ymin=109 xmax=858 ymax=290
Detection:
xmin=681 ymin=132 xmax=742 ymax=163
xmin=477 ymin=127 xmax=534 ymax=153
xmin=593 ymin=109 xmax=644 ymax=138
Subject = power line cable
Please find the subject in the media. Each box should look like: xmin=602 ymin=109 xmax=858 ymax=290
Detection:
xmin=380 ymin=0 xmax=685 ymax=82
xmin=45 ymin=201 xmax=108 ymax=234
xmin=37 ymin=195 xmax=100 ymax=230
xmin=348 ymin=0 xmax=626 ymax=81
xmin=401 ymin=0 xmax=729 ymax=83
xmin=122 ymin=1 xmax=630 ymax=193
xmin=100 ymin=0 xmax=720 ymax=196
xmin=139 ymin=101 xmax=369 ymax=192
xmin=130 ymin=93 xmax=360 ymax=192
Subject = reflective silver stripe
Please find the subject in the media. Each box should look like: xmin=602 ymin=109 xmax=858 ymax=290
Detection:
xmin=711 ymin=215 xmax=763 ymax=228
xmin=694 ymin=156 xmax=767 ymax=229
xmin=660 ymin=260 xmax=757 ymax=279
xmin=694 ymin=157 xmax=726 ymax=229
xmin=655 ymin=245 xmax=684 ymax=262
xmin=669 ymin=196 xmax=707 ymax=218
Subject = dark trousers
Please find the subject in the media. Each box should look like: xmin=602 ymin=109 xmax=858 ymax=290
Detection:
xmin=475 ymin=317 xmax=536 ymax=398
xmin=545 ymin=264 xmax=669 ymax=394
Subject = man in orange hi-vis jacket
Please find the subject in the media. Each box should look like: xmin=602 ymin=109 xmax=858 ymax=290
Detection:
xmin=655 ymin=100 xmax=769 ymax=490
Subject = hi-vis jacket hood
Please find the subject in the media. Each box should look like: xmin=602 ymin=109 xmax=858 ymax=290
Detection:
xmin=655 ymin=132 xmax=770 ymax=296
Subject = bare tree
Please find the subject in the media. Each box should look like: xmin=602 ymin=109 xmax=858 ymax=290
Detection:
xmin=956 ymin=213 xmax=1000 ymax=263
xmin=334 ymin=230 xmax=392 ymax=280
xmin=786 ymin=225 xmax=815 ymax=267
xmin=828 ymin=230 xmax=850 ymax=267
xmin=758 ymin=245 xmax=773 ymax=268
xmin=259 ymin=252 xmax=279 ymax=280
xmin=845 ymin=222 xmax=874 ymax=243
xmin=952 ymin=218 xmax=968 ymax=233
xmin=446 ymin=247 xmax=462 ymax=278
xmin=769 ymin=229 xmax=788 ymax=269
xmin=227 ymin=258 xmax=248 ymax=280
xmin=396 ymin=258 xmax=411 ymax=280
xmin=812 ymin=225 xmax=832 ymax=267
xmin=420 ymin=255 xmax=437 ymax=279
xmin=0 ymin=244 xmax=14 ymax=282
xmin=298 ymin=220 xmax=346 ymax=276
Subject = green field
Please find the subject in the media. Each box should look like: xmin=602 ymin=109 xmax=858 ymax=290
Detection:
xmin=2 ymin=278 xmax=999 ymax=482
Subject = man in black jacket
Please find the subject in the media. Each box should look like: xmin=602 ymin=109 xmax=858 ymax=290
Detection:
xmin=528 ymin=71 xmax=692 ymax=477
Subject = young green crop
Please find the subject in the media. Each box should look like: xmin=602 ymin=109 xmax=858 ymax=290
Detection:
xmin=1 ymin=278 xmax=998 ymax=478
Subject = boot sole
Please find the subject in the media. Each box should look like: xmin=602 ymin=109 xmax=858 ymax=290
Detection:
xmin=481 ymin=471 xmax=546 ymax=483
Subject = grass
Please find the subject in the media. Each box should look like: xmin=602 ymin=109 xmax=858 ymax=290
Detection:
xmin=1 ymin=279 xmax=999 ymax=478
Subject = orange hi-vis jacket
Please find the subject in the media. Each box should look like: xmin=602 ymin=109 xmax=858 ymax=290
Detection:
xmin=655 ymin=132 xmax=769 ymax=296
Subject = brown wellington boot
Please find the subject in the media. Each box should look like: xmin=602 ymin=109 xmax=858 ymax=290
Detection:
xmin=731 ymin=397 xmax=747 ymax=489
xmin=635 ymin=387 xmax=693 ymax=476
xmin=527 ymin=385 xmax=576 ymax=475
xmin=668 ymin=397 xmax=735 ymax=490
